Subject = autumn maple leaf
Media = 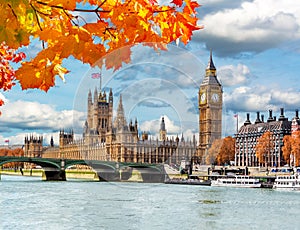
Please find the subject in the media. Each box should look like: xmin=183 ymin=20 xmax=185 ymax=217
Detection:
xmin=0 ymin=0 xmax=201 ymax=110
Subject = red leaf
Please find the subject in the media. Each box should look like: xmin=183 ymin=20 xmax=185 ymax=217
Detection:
xmin=172 ymin=0 xmax=183 ymax=7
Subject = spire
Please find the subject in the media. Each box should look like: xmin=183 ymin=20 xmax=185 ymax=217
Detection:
xmin=88 ymin=89 xmax=92 ymax=103
xmin=135 ymin=118 xmax=138 ymax=131
xmin=203 ymin=50 xmax=219 ymax=84
xmin=109 ymin=88 xmax=113 ymax=103
xmin=160 ymin=117 xmax=166 ymax=131
xmin=159 ymin=116 xmax=167 ymax=141
xmin=94 ymin=87 xmax=98 ymax=102
xmin=206 ymin=49 xmax=216 ymax=71
xmin=114 ymin=94 xmax=127 ymax=130
xmin=50 ymin=136 xmax=54 ymax=147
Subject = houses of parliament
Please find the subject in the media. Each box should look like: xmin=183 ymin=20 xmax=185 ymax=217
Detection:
xmin=24 ymin=52 xmax=223 ymax=165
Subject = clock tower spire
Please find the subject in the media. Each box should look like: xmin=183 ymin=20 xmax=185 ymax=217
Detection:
xmin=206 ymin=49 xmax=216 ymax=76
xmin=198 ymin=51 xmax=223 ymax=161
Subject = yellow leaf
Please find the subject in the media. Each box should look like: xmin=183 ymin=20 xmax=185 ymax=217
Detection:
xmin=53 ymin=63 xmax=69 ymax=83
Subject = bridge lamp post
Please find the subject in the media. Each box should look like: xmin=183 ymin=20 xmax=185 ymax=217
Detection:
xmin=61 ymin=159 xmax=65 ymax=170
xmin=115 ymin=162 xmax=120 ymax=180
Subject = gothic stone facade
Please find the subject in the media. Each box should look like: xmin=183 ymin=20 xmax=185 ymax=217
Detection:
xmin=24 ymin=89 xmax=197 ymax=165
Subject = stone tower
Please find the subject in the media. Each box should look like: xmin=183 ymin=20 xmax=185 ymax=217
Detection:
xmin=198 ymin=51 xmax=223 ymax=158
xmin=113 ymin=95 xmax=139 ymax=143
xmin=83 ymin=87 xmax=113 ymax=144
xmin=24 ymin=135 xmax=43 ymax=157
xmin=159 ymin=117 xmax=167 ymax=141
xmin=59 ymin=130 xmax=74 ymax=146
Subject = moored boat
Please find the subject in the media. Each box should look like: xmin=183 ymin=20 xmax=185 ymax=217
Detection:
xmin=211 ymin=175 xmax=261 ymax=188
xmin=273 ymin=174 xmax=300 ymax=190
xmin=165 ymin=175 xmax=211 ymax=186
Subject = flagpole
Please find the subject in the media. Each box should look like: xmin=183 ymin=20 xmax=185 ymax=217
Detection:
xmin=99 ymin=68 xmax=102 ymax=92
xmin=236 ymin=114 xmax=239 ymax=133
xmin=99 ymin=72 xmax=102 ymax=92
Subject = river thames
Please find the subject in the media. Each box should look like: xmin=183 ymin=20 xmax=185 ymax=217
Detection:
xmin=0 ymin=175 xmax=299 ymax=230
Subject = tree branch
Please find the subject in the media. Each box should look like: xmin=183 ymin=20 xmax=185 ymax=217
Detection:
xmin=36 ymin=1 xmax=111 ymax=13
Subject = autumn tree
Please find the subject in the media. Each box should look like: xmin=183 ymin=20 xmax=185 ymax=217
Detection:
xmin=0 ymin=0 xmax=201 ymax=108
xmin=206 ymin=138 xmax=223 ymax=165
xmin=0 ymin=148 xmax=24 ymax=168
xmin=283 ymin=131 xmax=300 ymax=166
xmin=205 ymin=137 xmax=236 ymax=165
xmin=291 ymin=131 xmax=300 ymax=166
xmin=282 ymin=135 xmax=292 ymax=165
xmin=256 ymin=131 xmax=275 ymax=167
xmin=216 ymin=136 xmax=235 ymax=166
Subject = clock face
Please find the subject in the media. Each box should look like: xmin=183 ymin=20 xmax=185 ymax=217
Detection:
xmin=211 ymin=93 xmax=219 ymax=102
xmin=200 ymin=93 xmax=206 ymax=103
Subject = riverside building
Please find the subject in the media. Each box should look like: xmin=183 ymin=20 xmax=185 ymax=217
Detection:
xmin=235 ymin=109 xmax=300 ymax=167
xmin=23 ymin=53 xmax=222 ymax=166
xmin=24 ymin=90 xmax=197 ymax=165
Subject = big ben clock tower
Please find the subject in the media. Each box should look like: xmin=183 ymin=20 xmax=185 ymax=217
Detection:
xmin=198 ymin=51 xmax=223 ymax=159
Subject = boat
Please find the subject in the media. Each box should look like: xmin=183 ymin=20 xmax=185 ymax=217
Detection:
xmin=273 ymin=174 xmax=300 ymax=190
xmin=165 ymin=175 xmax=211 ymax=186
xmin=211 ymin=175 xmax=261 ymax=188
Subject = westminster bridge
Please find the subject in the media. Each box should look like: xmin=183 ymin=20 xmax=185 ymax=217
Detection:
xmin=0 ymin=156 xmax=167 ymax=183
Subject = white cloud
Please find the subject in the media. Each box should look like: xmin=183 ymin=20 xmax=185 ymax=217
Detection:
xmin=197 ymin=0 xmax=300 ymax=55
xmin=0 ymin=133 xmax=26 ymax=146
xmin=271 ymin=89 xmax=300 ymax=106
xmin=219 ymin=64 xmax=250 ymax=86
xmin=140 ymin=115 xmax=181 ymax=136
xmin=225 ymin=86 xmax=274 ymax=111
xmin=224 ymin=85 xmax=300 ymax=112
xmin=0 ymin=100 xmax=85 ymax=133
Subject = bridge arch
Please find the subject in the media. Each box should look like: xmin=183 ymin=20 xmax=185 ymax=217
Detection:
xmin=0 ymin=157 xmax=61 ymax=169
xmin=0 ymin=157 xmax=64 ymax=180
xmin=119 ymin=164 xmax=165 ymax=183
xmin=63 ymin=160 xmax=119 ymax=181
xmin=0 ymin=157 xmax=166 ymax=182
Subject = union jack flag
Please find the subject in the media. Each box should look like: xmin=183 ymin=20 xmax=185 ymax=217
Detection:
xmin=91 ymin=73 xmax=101 ymax=79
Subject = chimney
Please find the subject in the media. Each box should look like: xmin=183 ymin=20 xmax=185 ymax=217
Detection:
xmin=255 ymin=111 xmax=261 ymax=124
xmin=261 ymin=114 xmax=264 ymax=123
xmin=279 ymin=108 xmax=286 ymax=121
xmin=244 ymin=113 xmax=251 ymax=126
xmin=296 ymin=109 xmax=299 ymax=119
xmin=267 ymin=110 xmax=273 ymax=122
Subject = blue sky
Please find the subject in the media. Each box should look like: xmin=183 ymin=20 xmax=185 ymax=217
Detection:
xmin=1 ymin=0 xmax=300 ymax=145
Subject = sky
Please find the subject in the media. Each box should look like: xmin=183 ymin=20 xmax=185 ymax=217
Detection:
xmin=1 ymin=0 xmax=300 ymax=146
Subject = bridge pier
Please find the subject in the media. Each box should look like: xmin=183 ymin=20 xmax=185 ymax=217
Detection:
xmin=42 ymin=169 xmax=66 ymax=181
xmin=96 ymin=171 xmax=120 ymax=182
xmin=117 ymin=166 xmax=167 ymax=183
xmin=140 ymin=172 xmax=165 ymax=183
xmin=120 ymin=167 xmax=133 ymax=180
